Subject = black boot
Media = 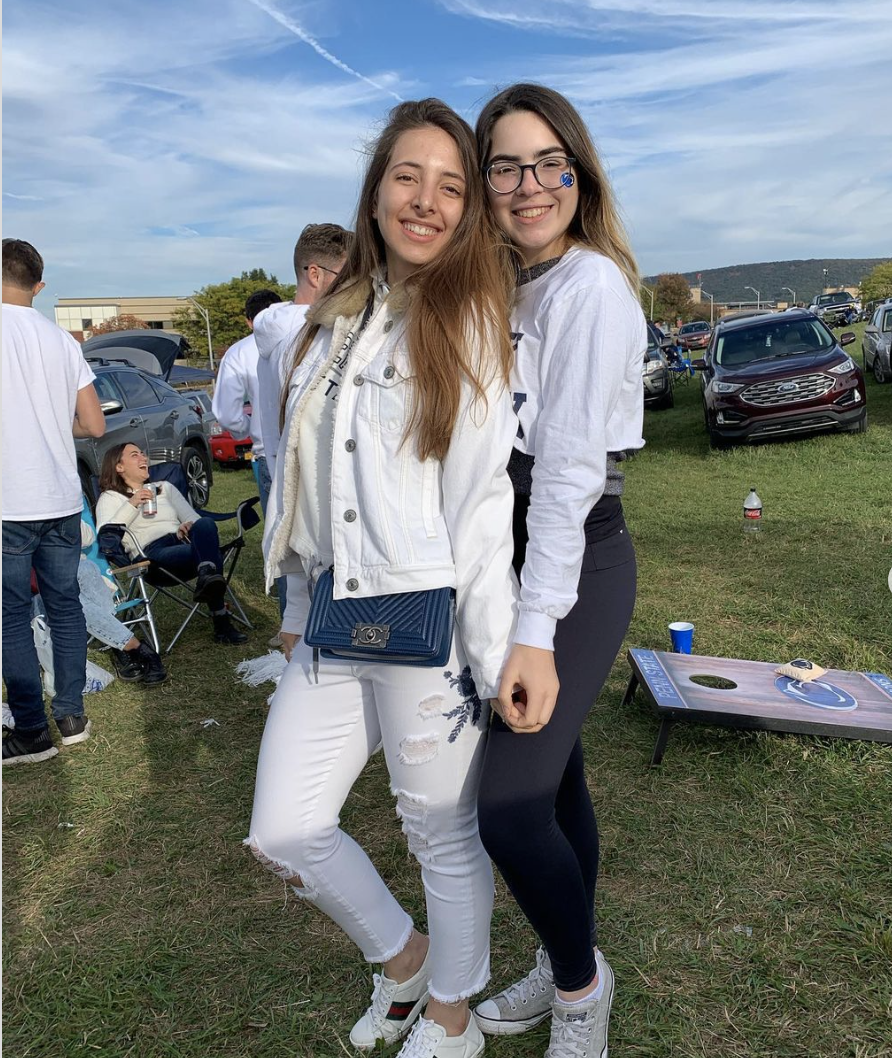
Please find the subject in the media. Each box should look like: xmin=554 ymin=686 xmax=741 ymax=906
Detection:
xmin=212 ymin=611 xmax=248 ymax=644
xmin=193 ymin=562 xmax=226 ymax=605
xmin=111 ymin=647 xmax=145 ymax=681
xmin=135 ymin=641 xmax=168 ymax=685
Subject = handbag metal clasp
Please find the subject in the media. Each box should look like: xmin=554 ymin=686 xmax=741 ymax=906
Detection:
xmin=351 ymin=623 xmax=391 ymax=648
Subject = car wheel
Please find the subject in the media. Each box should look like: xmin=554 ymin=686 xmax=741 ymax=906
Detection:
xmin=181 ymin=444 xmax=211 ymax=508
xmin=873 ymin=356 xmax=887 ymax=384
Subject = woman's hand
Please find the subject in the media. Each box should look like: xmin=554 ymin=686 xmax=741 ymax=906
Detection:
xmin=280 ymin=632 xmax=301 ymax=662
xmin=128 ymin=487 xmax=154 ymax=508
xmin=497 ymin=644 xmax=560 ymax=734
xmin=177 ymin=521 xmax=193 ymax=540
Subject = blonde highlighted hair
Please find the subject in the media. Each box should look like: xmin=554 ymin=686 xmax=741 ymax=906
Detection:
xmin=283 ymin=98 xmax=514 ymax=462
xmin=475 ymin=83 xmax=640 ymax=292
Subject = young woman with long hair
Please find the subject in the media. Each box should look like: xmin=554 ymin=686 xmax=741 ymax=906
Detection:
xmin=246 ymin=99 xmax=517 ymax=1058
xmin=95 ymin=443 xmax=246 ymax=644
xmin=471 ymin=84 xmax=646 ymax=1058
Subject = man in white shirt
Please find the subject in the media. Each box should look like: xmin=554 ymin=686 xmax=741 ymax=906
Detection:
xmin=2 ymin=239 xmax=106 ymax=765
xmin=212 ymin=289 xmax=284 ymax=516
xmin=252 ymin=223 xmax=351 ymax=639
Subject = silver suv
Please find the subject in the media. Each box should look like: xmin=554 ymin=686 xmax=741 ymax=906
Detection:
xmin=76 ymin=357 xmax=213 ymax=508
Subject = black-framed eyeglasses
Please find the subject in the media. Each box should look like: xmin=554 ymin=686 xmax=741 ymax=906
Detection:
xmin=485 ymin=155 xmax=576 ymax=195
xmin=303 ymin=263 xmax=341 ymax=277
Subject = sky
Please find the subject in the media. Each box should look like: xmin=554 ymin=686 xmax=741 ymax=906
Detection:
xmin=4 ymin=0 xmax=891 ymax=310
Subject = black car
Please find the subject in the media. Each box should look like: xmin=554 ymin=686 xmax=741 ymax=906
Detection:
xmin=693 ymin=309 xmax=866 ymax=447
xmin=76 ymin=357 xmax=213 ymax=508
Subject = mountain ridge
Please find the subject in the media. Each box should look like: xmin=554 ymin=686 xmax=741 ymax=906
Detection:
xmin=643 ymin=257 xmax=889 ymax=304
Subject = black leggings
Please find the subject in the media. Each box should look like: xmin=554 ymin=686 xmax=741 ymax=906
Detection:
xmin=477 ymin=517 xmax=636 ymax=992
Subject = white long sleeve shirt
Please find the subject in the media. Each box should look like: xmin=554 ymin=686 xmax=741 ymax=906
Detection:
xmin=252 ymin=302 xmax=310 ymax=477
xmin=511 ymin=247 xmax=646 ymax=650
xmin=212 ymin=333 xmax=263 ymax=456
xmin=96 ymin=485 xmax=200 ymax=559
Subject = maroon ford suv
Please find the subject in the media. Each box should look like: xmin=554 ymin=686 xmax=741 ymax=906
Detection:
xmin=693 ymin=309 xmax=866 ymax=448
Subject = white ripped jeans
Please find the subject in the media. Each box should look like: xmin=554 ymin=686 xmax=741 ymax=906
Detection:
xmin=246 ymin=634 xmax=493 ymax=1003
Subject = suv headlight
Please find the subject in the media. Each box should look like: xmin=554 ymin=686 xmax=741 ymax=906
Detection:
xmin=210 ymin=421 xmax=224 ymax=435
xmin=829 ymin=357 xmax=856 ymax=375
xmin=644 ymin=358 xmax=664 ymax=375
xmin=712 ymin=381 xmax=743 ymax=394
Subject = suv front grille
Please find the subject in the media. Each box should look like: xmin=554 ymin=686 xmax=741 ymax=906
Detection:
xmin=742 ymin=373 xmax=834 ymax=407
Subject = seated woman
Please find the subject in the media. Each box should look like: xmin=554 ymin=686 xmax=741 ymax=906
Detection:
xmin=95 ymin=443 xmax=247 ymax=644
xmin=78 ymin=521 xmax=167 ymax=684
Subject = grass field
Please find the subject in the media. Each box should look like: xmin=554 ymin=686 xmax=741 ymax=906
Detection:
xmin=4 ymin=331 xmax=891 ymax=1058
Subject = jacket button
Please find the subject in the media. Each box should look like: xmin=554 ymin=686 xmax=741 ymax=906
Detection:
xmin=346 ymin=578 xmax=359 ymax=591
xmin=345 ymin=439 xmax=356 ymax=452
xmin=383 ymin=365 xmax=395 ymax=379
xmin=353 ymin=375 xmax=365 ymax=386
xmin=344 ymin=509 xmax=357 ymax=522
xmin=383 ymin=320 xmax=394 ymax=333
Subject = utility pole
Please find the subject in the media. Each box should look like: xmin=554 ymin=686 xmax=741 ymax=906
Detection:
xmin=187 ymin=297 xmax=215 ymax=371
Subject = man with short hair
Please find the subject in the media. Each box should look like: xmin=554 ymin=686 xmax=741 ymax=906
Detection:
xmin=211 ymin=288 xmax=283 ymax=515
xmin=2 ymin=238 xmax=106 ymax=765
xmin=252 ymin=224 xmax=351 ymax=641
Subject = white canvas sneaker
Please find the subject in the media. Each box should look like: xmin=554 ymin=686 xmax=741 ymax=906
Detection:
xmin=474 ymin=947 xmax=555 ymax=1035
xmin=349 ymin=950 xmax=430 ymax=1050
xmin=545 ymin=951 xmax=614 ymax=1058
xmin=397 ymin=1015 xmax=485 ymax=1058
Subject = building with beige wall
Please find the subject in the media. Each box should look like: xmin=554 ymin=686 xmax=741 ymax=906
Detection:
xmin=54 ymin=295 xmax=188 ymax=341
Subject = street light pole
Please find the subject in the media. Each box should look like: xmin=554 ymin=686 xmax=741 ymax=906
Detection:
xmin=642 ymin=285 xmax=655 ymax=319
xmin=744 ymin=285 xmax=761 ymax=309
xmin=822 ymin=267 xmax=829 ymax=292
xmin=781 ymin=286 xmax=796 ymax=307
xmin=187 ymin=297 xmax=215 ymax=371
xmin=701 ymin=288 xmax=715 ymax=325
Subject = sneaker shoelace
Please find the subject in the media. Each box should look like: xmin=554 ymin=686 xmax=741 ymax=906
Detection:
xmin=398 ymin=1018 xmax=442 ymax=1058
xmin=501 ymin=948 xmax=553 ymax=1010
xmin=366 ymin=972 xmax=397 ymax=1030
xmin=547 ymin=1014 xmax=593 ymax=1058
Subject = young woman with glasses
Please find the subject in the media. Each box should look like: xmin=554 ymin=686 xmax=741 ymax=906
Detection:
xmin=472 ymin=84 xmax=646 ymax=1058
xmin=246 ymin=99 xmax=517 ymax=1058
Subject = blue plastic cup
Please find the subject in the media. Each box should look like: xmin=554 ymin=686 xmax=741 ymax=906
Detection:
xmin=669 ymin=621 xmax=694 ymax=654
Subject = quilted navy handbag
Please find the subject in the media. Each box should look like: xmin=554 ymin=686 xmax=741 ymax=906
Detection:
xmin=304 ymin=569 xmax=455 ymax=667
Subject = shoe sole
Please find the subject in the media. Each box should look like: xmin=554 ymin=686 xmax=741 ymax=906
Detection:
xmin=474 ymin=1008 xmax=551 ymax=1036
xmin=3 ymin=745 xmax=59 ymax=766
xmin=114 ymin=670 xmax=145 ymax=682
xmin=60 ymin=719 xmax=92 ymax=746
xmin=349 ymin=990 xmax=429 ymax=1051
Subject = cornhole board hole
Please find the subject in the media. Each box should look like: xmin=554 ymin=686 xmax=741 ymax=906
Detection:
xmin=623 ymin=649 xmax=892 ymax=766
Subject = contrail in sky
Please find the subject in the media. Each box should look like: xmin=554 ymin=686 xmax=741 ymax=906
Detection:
xmin=247 ymin=0 xmax=403 ymax=102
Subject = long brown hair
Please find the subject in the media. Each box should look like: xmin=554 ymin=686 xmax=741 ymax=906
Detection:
xmin=99 ymin=443 xmax=138 ymax=496
xmin=476 ymin=83 xmax=639 ymax=292
xmin=283 ymin=98 xmax=514 ymax=462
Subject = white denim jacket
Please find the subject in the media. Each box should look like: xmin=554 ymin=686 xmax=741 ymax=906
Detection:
xmin=263 ymin=278 xmax=518 ymax=699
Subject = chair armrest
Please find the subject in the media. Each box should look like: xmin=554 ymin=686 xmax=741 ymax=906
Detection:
xmin=112 ymin=560 xmax=151 ymax=576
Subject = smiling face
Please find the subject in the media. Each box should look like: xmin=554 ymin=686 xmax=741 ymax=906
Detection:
xmin=486 ymin=110 xmax=580 ymax=267
xmin=115 ymin=443 xmax=149 ymax=488
xmin=373 ymin=126 xmax=466 ymax=285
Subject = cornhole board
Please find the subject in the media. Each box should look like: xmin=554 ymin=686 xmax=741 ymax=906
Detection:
xmin=623 ymin=648 xmax=892 ymax=766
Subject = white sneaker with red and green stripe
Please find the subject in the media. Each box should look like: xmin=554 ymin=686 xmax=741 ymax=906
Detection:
xmin=349 ymin=950 xmax=430 ymax=1050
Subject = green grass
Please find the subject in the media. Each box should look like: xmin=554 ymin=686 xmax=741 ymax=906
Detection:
xmin=4 ymin=338 xmax=892 ymax=1057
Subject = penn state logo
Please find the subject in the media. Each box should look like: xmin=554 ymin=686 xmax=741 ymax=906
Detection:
xmin=775 ymin=677 xmax=857 ymax=711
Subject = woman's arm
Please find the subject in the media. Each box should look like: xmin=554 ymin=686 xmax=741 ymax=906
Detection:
xmin=440 ymin=369 xmax=518 ymax=701
xmin=96 ymin=490 xmax=141 ymax=530
xmin=516 ymin=283 xmax=641 ymax=652
xmin=166 ymin=484 xmax=202 ymax=525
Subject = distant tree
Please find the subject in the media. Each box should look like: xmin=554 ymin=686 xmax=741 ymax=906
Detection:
xmin=172 ymin=270 xmax=296 ymax=356
xmin=860 ymin=262 xmax=892 ymax=304
xmin=89 ymin=314 xmax=150 ymax=334
xmin=652 ymin=273 xmax=693 ymax=324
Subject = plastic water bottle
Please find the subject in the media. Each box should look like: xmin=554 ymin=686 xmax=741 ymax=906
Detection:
xmin=743 ymin=487 xmax=762 ymax=532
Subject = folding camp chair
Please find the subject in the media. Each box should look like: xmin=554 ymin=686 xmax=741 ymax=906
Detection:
xmin=96 ymin=464 xmax=261 ymax=653
xmin=81 ymin=497 xmax=161 ymax=652
xmin=666 ymin=345 xmax=695 ymax=386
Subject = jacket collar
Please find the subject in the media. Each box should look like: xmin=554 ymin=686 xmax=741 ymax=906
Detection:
xmin=308 ymin=272 xmax=410 ymax=329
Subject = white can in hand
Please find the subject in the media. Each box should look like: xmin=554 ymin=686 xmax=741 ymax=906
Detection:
xmin=141 ymin=483 xmax=158 ymax=518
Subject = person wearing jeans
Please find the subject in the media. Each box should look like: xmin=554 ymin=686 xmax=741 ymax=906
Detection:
xmin=2 ymin=237 xmax=106 ymax=765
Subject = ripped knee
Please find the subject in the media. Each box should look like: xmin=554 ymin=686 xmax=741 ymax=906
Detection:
xmin=243 ymin=836 xmax=314 ymax=896
xmin=393 ymin=789 xmax=431 ymax=864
